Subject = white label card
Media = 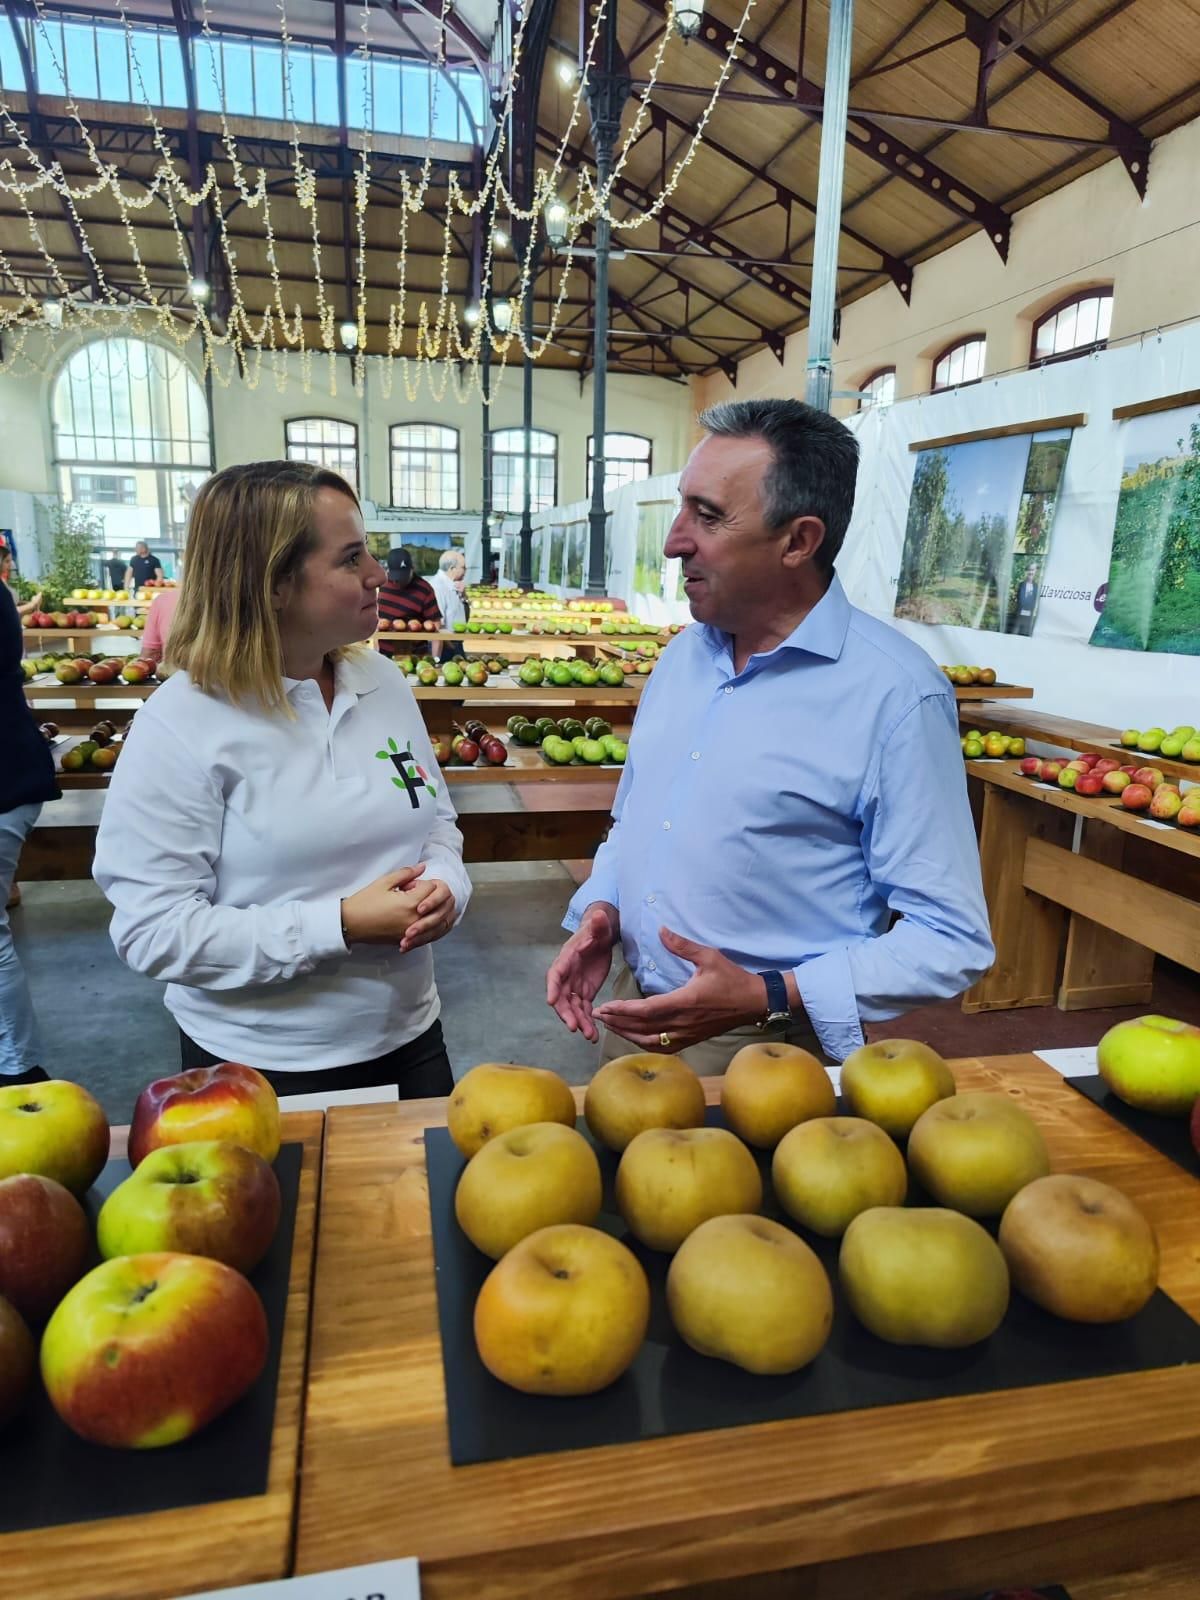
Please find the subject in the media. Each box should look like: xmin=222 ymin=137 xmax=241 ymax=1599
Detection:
xmin=176 ymin=1559 xmax=420 ymax=1600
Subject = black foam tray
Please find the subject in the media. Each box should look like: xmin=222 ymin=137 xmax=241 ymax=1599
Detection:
xmin=1067 ymin=1075 xmax=1200 ymax=1177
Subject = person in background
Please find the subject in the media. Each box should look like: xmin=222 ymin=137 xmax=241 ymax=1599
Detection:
xmin=125 ymin=541 xmax=164 ymax=591
xmin=106 ymin=550 xmax=126 ymax=590
xmin=1012 ymin=563 xmax=1041 ymax=636
xmin=0 ymin=582 xmax=57 ymax=1084
xmin=430 ymin=549 xmax=467 ymax=661
xmin=94 ymin=461 xmax=470 ymax=1098
xmin=0 ymin=543 xmax=41 ymax=623
xmin=547 ymin=398 xmax=993 ymax=1075
xmin=141 ymin=585 xmax=181 ymax=667
xmin=376 ymin=546 xmax=442 ymax=658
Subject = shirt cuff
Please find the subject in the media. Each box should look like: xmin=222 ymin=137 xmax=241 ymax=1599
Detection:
xmin=299 ymin=898 xmax=349 ymax=965
xmin=793 ymin=949 xmax=865 ymax=1063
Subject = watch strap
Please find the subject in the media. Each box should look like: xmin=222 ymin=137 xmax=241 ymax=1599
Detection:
xmin=759 ymin=969 xmax=790 ymax=1023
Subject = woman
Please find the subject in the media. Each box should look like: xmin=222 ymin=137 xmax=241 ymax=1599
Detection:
xmin=94 ymin=462 xmax=470 ymax=1098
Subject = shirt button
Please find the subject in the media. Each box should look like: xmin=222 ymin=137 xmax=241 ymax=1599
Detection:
xmin=724 ymin=685 xmax=733 ymax=695
xmin=691 ymin=751 xmax=700 ymax=760
xmin=647 ymin=960 xmax=657 ymax=972
xmin=646 ymin=893 xmax=656 ymax=904
xmin=662 ymin=820 xmax=671 ymax=830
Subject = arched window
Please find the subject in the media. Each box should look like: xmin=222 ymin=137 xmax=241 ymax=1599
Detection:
xmin=489 ymin=428 xmax=558 ymax=514
xmin=932 ymin=336 xmax=986 ymax=392
xmin=858 ymin=368 xmax=896 ymax=408
xmin=52 ymin=337 xmax=211 ymax=561
xmin=1031 ymin=290 xmax=1112 ymax=365
xmin=390 ymin=423 xmax=459 ymax=509
xmin=285 ymin=417 xmax=359 ymax=490
xmin=587 ymin=432 xmax=652 ymax=496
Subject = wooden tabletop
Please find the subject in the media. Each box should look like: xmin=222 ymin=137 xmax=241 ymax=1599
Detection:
xmin=0 ymin=1111 xmax=323 ymax=1600
xmin=294 ymin=1057 xmax=1200 ymax=1599
xmin=967 ymin=759 xmax=1200 ymax=858
xmin=952 ymin=682 xmax=1034 ymax=699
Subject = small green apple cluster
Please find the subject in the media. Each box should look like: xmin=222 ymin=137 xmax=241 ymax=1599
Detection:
xmin=517 ymin=656 xmax=628 ymax=689
xmin=1119 ymin=723 xmax=1200 ymax=762
xmin=960 ymin=728 xmax=1026 ymax=760
xmin=506 ymin=712 xmax=626 ymax=765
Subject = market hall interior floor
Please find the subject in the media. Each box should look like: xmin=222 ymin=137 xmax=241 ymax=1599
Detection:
xmin=12 ymin=864 xmax=1200 ymax=1123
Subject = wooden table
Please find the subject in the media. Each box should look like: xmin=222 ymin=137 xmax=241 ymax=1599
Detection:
xmin=964 ymin=759 xmax=1200 ymax=1014
xmin=294 ymin=1057 xmax=1200 ymax=1599
xmin=953 ymin=681 xmax=1034 ymax=700
xmin=958 ymin=705 xmax=1200 ymax=786
xmin=0 ymin=1111 xmax=323 ymax=1600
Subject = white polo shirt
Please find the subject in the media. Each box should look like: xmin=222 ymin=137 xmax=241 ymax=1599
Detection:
xmin=93 ymin=648 xmax=471 ymax=1071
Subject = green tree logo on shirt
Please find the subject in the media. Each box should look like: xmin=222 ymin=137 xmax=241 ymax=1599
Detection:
xmin=376 ymin=737 xmax=437 ymax=808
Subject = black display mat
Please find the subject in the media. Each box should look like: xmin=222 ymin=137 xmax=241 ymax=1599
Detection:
xmin=0 ymin=1140 xmax=302 ymax=1532
xmin=1067 ymin=1075 xmax=1200 ymax=1178
xmin=425 ymin=1111 xmax=1200 ymax=1468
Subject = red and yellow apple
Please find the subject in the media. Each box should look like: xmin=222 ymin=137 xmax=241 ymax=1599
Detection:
xmin=97 ymin=1141 xmax=281 ymax=1275
xmin=129 ymin=1063 xmax=281 ymax=1167
xmin=907 ymin=1092 xmax=1050 ymax=1216
xmin=839 ymin=1038 xmax=956 ymax=1138
xmin=616 ymin=1126 xmax=762 ymax=1252
xmin=473 ymin=1224 xmax=649 ymax=1395
xmin=41 ymin=1253 xmax=269 ymax=1447
xmin=719 ymin=1041 xmax=835 ymax=1149
xmin=0 ymin=1294 xmax=35 ymax=1430
xmin=447 ymin=1063 xmax=577 ymax=1158
xmin=584 ymin=1053 xmax=706 ymax=1153
xmin=0 ymin=1078 xmax=109 ymax=1194
xmin=454 ymin=1122 xmax=602 ymax=1259
xmin=666 ymin=1214 xmax=833 ymax=1374
xmin=0 ymin=1173 xmax=91 ymax=1322
xmin=772 ymin=1116 xmax=908 ymax=1237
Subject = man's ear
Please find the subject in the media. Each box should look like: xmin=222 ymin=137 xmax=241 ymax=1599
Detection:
xmin=780 ymin=514 xmax=827 ymax=569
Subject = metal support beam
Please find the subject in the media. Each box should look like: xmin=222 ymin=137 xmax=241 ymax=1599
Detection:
xmin=805 ymin=0 xmax=853 ymax=410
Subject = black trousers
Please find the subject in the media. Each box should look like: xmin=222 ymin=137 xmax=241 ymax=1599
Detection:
xmin=177 ymin=1018 xmax=454 ymax=1100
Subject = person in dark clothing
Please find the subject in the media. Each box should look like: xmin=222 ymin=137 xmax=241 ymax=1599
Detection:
xmin=1 ymin=585 xmax=57 ymax=1084
xmin=376 ymin=547 xmax=442 ymax=657
xmin=126 ymin=542 xmax=164 ymax=589
xmin=106 ymin=552 xmax=126 ymax=589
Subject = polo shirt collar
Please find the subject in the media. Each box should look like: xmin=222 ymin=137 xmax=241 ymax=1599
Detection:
xmin=282 ymin=646 xmax=381 ymax=702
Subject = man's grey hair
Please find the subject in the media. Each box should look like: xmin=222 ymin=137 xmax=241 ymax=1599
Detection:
xmin=698 ymin=398 xmax=859 ymax=574
xmin=438 ymin=549 xmax=465 ymax=572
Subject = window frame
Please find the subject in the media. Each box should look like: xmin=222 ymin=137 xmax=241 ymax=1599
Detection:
xmin=857 ymin=368 xmax=896 ymax=409
xmin=284 ymin=415 xmax=360 ymax=491
xmin=488 ymin=427 xmax=559 ymax=515
xmin=1030 ymin=288 xmax=1113 ymax=367
xmin=586 ymin=431 xmax=653 ymax=497
xmin=389 ymin=421 xmax=461 ymax=511
xmin=931 ymin=336 xmax=987 ymax=393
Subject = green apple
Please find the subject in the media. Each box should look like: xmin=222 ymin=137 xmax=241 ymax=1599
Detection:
xmin=41 ymin=1253 xmax=269 ymax=1448
xmin=518 ymin=661 xmax=544 ymax=686
xmin=606 ymin=739 xmax=628 ymax=763
xmin=549 ymin=663 xmax=573 ymax=686
xmin=840 ymin=1038 xmax=956 ymax=1138
xmin=452 ymin=621 xmax=467 ymax=633
xmin=1160 ymin=735 xmax=1185 ymax=758
xmin=907 ymin=1092 xmax=1050 ymax=1216
xmin=1182 ymin=738 xmax=1200 ymax=763
xmin=97 ymin=1141 xmax=281 ymax=1274
xmin=579 ymin=738 xmax=607 ymax=763
xmin=0 ymin=1079 xmax=109 ymax=1194
xmin=1097 ymin=1014 xmax=1200 ymax=1115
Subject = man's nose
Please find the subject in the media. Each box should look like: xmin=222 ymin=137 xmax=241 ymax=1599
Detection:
xmin=664 ymin=515 xmax=692 ymax=558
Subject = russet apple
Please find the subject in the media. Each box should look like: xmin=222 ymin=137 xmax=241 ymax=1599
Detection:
xmin=454 ymin=1122 xmax=602 ymax=1259
xmin=0 ymin=1078 xmax=109 ymax=1194
xmin=616 ymin=1126 xmax=762 ymax=1252
xmin=907 ymin=1092 xmax=1050 ymax=1216
xmin=666 ymin=1214 xmax=833 ymax=1374
xmin=584 ymin=1053 xmax=706 ymax=1153
xmin=0 ymin=1294 xmax=35 ymax=1430
xmin=839 ymin=1038 xmax=956 ymax=1138
xmin=41 ymin=1253 xmax=268 ymax=1447
xmin=772 ymin=1116 xmax=908 ymax=1236
xmin=1097 ymin=1014 xmax=1200 ymax=1115
xmin=0 ymin=1173 xmax=91 ymax=1322
xmin=447 ymin=1063 xmax=577 ymax=1158
xmin=98 ymin=1141 xmax=281 ymax=1274
xmin=473 ymin=1224 xmax=650 ymax=1395
xmin=840 ymin=1206 xmax=1010 ymax=1347
xmin=999 ymin=1173 xmax=1158 ymax=1322
xmin=719 ymin=1041 xmax=834 ymax=1149
xmin=129 ymin=1062 xmax=281 ymax=1167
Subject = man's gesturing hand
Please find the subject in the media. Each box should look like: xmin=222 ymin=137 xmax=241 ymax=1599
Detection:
xmin=546 ymin=903 xmax=619 ymax=1042
xmin=591 ymin=927 xmax=764 ymax=1051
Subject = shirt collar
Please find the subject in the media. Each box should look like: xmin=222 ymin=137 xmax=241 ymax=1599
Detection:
xmin=283 ymin=646 xmax=380 ymax=701
xmin=697 ymin=573 xmax=852 ymax=668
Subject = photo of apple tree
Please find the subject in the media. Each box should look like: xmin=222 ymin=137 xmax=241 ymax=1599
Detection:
xmin=565 ymin=521 xmax=586 ymax=589
xmin=548 ymin=523 xmax=566 ymax=586
xmin=894 ymin=429 xmax=1071 ymax=634
xmin=1090 ymin=404 xmax=1200 ymax=655
xmin=634 ymin=501 xmax=671 ymax=597
xmin=530 ymin=524 xmax=545 ymax=585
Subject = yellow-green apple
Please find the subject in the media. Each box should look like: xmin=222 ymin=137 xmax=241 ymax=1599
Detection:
xmin=907 ymin=1092 xmax=1050 ymax=1216
xmin=0 ymin=1173 xmax=91 ymax=1322
xmin=129 ymin=1063 xmax=280 ymax=1167
xmin=719 ymin=1041 xmax=834 ymax=1149
xmin=0 ymin=1078 xmax=109 ymax=1194
xmin=447 ymin=1063 xmax=577 ymax=1158
xmin=97 ymin=1141 xmax=281 ymax=1275
xmin=666 ymin=1214 xmax=833 ymax=1374
xmin=1097 ymin=1015 xmax=1200 ymax=1115
xmin=41 ymin=1253 xmax=268 ymax=1447
xmin=840 ymin=1206 xmax=1010 ymax=1347
xmin=584 ymin=1053 xmax=706 ymax=1153
xmin=1103 ymin=770 xmax=1132 ymax=795
xmin=839 ymin=1038 xmax=956 ymax=1138
xmin=616 ymin=1126 xmax=762 ymax=1252
xmin=454 ymin=1123 xmax=602 ymax=1259
xmin=0 ymin=1293 xmax=35 ymax=1429
xmin=772 ymin=1117 xmax=908 ymax=1237
xmin=473 ymin=1224 xmax=650 ymax=1395
xmin=999 ymin=1173 xmax=1158 ymax=1322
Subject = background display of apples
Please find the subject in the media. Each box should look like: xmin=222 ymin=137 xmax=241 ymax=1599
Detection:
xmin=1119 ymin=723 xmax=1200 ymax=763
xmin=129 ymin=1062 xmax=281 ymax=1167
xmin=0 ymin=1078 xmax=109 ymax=1193
xmin=0 ymin=1173 xmax=90 ymax=1322
xmin=41 ymin=1252 xmax=269 ymax=1447
xmin=1097 ymin=1014 xmax=1200 ymax=1115
xmin=960 ymin=728 xmax=1025 ymax=760
xmin=584 ymin=1053 xmax=706 ymax=1152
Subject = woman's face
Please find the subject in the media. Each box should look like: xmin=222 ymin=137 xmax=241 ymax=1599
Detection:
xmin=275 ymin=488 xmax=385 ymax=656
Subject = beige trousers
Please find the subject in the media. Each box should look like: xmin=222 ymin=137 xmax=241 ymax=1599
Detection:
xmin=596 ymin=963 xmax=828 ymax=1078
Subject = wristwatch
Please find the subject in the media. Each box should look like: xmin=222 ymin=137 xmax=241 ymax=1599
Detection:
xmin=758 ymin=969 xmax=792 ymax=1028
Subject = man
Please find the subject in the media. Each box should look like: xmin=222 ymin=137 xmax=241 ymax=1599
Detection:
xmin=376 ymin=546 xmax=441 ymax=657
xmin=546 ymin=398 xmax=993 ymax=1073
xmin=430 ymin=549 xmax=468 ymax=660
xmin=125 ymin=542 xmax=163 ymax=591
xmin=1012 ymin=564 xmax=1040 ymax=636
xmin=105 ymin=550 xmax=126 ymax=590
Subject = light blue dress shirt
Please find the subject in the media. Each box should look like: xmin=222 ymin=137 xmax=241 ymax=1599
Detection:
xmin=565 ymin=576 xmax=994 ymax=1062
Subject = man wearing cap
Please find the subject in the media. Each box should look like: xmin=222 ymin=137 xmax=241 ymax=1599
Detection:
xmin=377 ymin=547 xmax=442 ymax=656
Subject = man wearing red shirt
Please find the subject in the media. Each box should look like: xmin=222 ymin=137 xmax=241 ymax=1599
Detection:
xmin=377 ymin=547 xmax=441 ymax=656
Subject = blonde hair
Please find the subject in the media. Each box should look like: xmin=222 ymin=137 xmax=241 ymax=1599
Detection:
xmin=167 ymin=460 xmax=359 ymax=710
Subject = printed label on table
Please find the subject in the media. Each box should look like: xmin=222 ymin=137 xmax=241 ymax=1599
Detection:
xmin=176 ymin=1558 xmax=420 ymax=1600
